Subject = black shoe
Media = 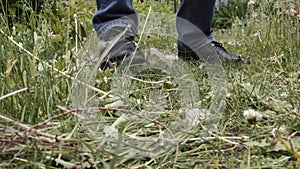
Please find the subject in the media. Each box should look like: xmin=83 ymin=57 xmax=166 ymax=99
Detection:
xmin=178 ymin=41 xmax=249 ymax=64
xmin=98 ymin=26 xmax=146 ymax=70
xmin=211 ymin=41 xmax=250 ymax=64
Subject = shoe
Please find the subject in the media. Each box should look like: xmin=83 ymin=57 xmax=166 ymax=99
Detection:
xmin=98 ymin=26 xmax=146 ymax=70
xmin=178 ymin=41 xmax=249 ymax=64
xmin=211 ymin=41 xmax=250 ymax=64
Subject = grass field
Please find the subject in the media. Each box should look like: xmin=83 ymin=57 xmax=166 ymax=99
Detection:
xmin=0 ymin=0 xmax=299 ymax=168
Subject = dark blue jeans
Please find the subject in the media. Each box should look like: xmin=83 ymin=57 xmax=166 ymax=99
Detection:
xmin=93 ymin=0 xmax=216 ymax=54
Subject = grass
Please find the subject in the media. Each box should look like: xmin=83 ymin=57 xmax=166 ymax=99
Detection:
xmin=0 ymin=0 xmax=300 ymax=168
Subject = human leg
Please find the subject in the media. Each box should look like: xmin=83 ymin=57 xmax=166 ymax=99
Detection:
xmin=93 ymin=0 xmax=138 ymax=35
xmin=176 ymin=0 xmax=249 ymax=63
xmin=176 ymin=0 xmax=215 ymax=57
xmin=92 ymin=0 xmax=145 ymax=69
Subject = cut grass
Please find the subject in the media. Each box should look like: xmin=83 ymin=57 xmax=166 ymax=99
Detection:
xmin=0 ymin=0 xmax=300 ymax=168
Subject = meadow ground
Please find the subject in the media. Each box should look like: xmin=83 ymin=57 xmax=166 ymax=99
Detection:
xmin=0 ymin=0 xmax=299 ymax=168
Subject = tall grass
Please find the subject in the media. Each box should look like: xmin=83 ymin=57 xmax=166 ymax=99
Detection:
xmin=0 ymin=0 xmax=299 ymax=168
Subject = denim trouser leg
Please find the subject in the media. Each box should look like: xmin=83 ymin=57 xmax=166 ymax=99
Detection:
xmin=177 ymin=0 xmax=216 ymax=54
xmin=92 ymin=0 xmax=138 ymax=36
xmin=92 ymin=0 xmax=216 ymax=54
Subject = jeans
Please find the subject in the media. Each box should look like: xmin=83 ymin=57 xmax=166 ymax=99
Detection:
xmin=93 ymin=0 xmax=216 ymax=54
